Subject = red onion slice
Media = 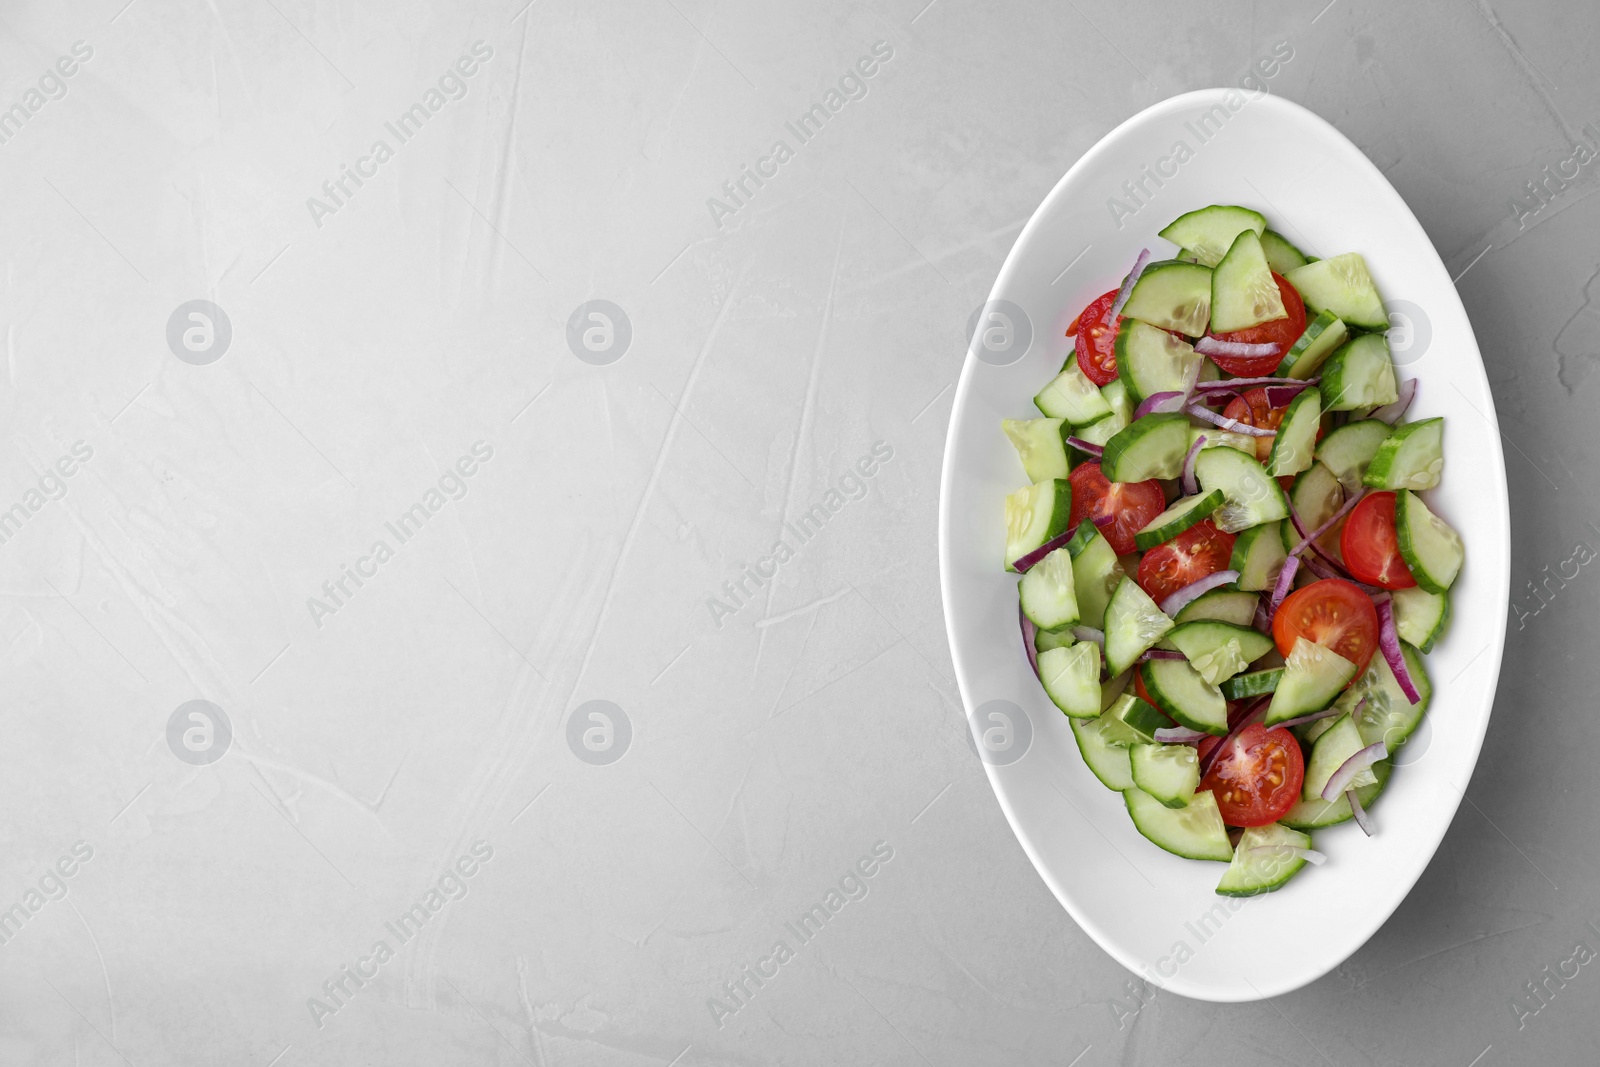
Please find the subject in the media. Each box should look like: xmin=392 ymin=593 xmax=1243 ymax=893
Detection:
xmin=1247 ymin=844 xmax=1327 ymax=866
xmin=1252 ymin=593 xmax=1273 ymax=635
xmin=1347 ymin=788 xmax=1373 ymax=835
xmin=1268 ymin=705 xmax=1344 ymax=731
xmin=1193 ymin=375 xmax=1312 ymax=392
xmin=1020 ymin=608 xmax=1040 ymax=680
xmin=1180 ymin=435 xmax=1205 ymax=495
xmin=1268 ymin=556 xmax=1300 ymax=617
xmin=1011 ymin=527 xmax=1077 ymax=573
xmin=1264 ymin=382 xmax=1314 ymax=407
xmin=1071 ymin=626 xmax=1105 ymax=645
xmin=1186 ymin=403 xmax=1277 ymax=437
xmin=1289 ymin=488 xmax=1366 ymax=558
xmin=1370 ymin=378 xmax=1417 ymax=424
xmin=1139 ymin=649 xmax=1187 ymax=661
xmin=1199 ymin=696 xmax=1269 ymax=777
xmin=1154 ymin=725 xmax=1209 ymax=743
xmin=1194 ymin=337 xmax=1280 ymax=358
xmin=1092 ymin=513 xmax=1116 ymax=530
xmin=1134 ymin=391 xmax=1186 ymax=419
xmin=1322 ymin=742 xmax=1387 ymax=801
xmin=1159 ymin=568 xmax=1239 ymax=617
xmin=1064 ymin=436 xmax=1105 ymax=457
xmin=1106 ymin=249 xmax=1151 ymax=323
xmin=1375 ymin=598 xmax=1423 ymax=703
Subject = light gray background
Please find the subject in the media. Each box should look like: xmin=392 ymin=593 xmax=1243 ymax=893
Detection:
xmin=0 ymin=0 xmax=1594 ymax=1064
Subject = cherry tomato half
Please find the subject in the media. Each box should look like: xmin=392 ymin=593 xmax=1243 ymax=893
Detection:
xmin=1272 ymin=578 xmax=1380 ymax=677
xmin=1068 ymin=461 xmax=1166 ymax=556
xmin=1136 ymin=519 xmax=1237 ymax=605
xmin=1072 ymin=289 xmax=1123 ymax=386
xmin=1205 ymin=273 xmax=1307 ymax=377
xmin=1341 ymin=490 xmax=1417 ymax=589
xmin=1198 ymin=723 xmax=1306 ymax=827
xmin=1221 ymin=388 xmax=1289 ymax=464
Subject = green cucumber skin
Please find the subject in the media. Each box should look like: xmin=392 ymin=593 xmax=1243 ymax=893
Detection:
xmin=1221 ymin=668 xmax=1282 ymax=700
xmin=1259 ymin=230 xmax=1308 ymax=274
xmin=1265 ymin=387 xmax=1322 ymax=477
xmin=1158 ymin=205 xmax=1266 ymax=268
xmin=1133 ymin=490 xmax=1224 ymax=552
xmin=1363 ymin=417 xmax=1444 ymax=491
xmin=1231 ymin=521 xmax=1288 ymax=591
xmin=1174 ymin=590 xmax=1258 ymax=627
xmin=1102 ymin=412 xmax=1191 ymax=483
xmin=1121 ymin=261 xmax=1214 ymax=336
xmin=1394 ymin=489 xmax=1463 ymax=594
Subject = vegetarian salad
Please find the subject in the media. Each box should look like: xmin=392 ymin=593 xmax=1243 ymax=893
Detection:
xmin=1001 ymin=205 xmax=1464 ymax=896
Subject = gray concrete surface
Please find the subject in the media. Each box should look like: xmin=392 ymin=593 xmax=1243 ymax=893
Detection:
xmin=0 ymin=0 xmax=1594 ymax=1063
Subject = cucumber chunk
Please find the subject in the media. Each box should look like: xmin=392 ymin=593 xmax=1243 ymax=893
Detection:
xmin=1104 ymin=577 xmax=1176 ymax=676
xmin=1231 ymin=521 xmax=1288 ymax=591
xmin=1121 ymin=261 xmax=1213 ymax=335
xmin=1175 ymin=589 xmax=1259 ymax=627
xmin=1391 ymin=585 xmax=1450 ymax=653
xmin=1302 ymin=714 xmax=1378 ymax=799
xmin=1131 ymin=744 xmax=1201 ymax=808
xmin=1320 ymin=333 xmax=1399 ymax=411
xmin=1221 ymin=667 xmax=1283 ymax=700
xmin=1134 ymin=490 xmax=1225 ymax=551
xmin=1018 ymin=546 xmax=1079 ymax=629
xmin=1192 ymin=424 xmax=1257 ymax=456
xmin=1035 ymin=626 xmax=1075 ymax=653
xmin=1124 ymin=787 xmax=1233 ymax=862
xmin=1211 ymin=230 xmax=1288 ymax=332
xmin=1002 ymin=418 xmax=1072 ymax=482
xmin=1068 ymin=527 xmax=1124 ymax=630
xmin=1315 ymin=419 xmax=1393 ymax=493
xmin=1265 ymin=637 xmax=1357 ymax=725
xmin=1337 ymin=640 xmax=1431 ymax=751
xmin=1395 ymin=489 xmax=1464 ymax=593
xmin=1276 ymin=310 xmax=1348 ymax=379
xmin=1114 ymin=319 xmax=1202 ymax=403
xmin=1039 ymin=642 xmax=1102 ymax=719
xmin=1004 ymin=479 xmax=1072 ymax=572
xmin=1158 ymin=205 xmax=1267 ymax=268
xmin=1280 ymin=462 xmax=1345 ymax=560
xmin=1284 ymin=252 xmax=1388 ymax=330
xmin=1034 ymin=355 xmax=1115 ymax=426
xmin=1216 ymin=823 xmax=1312 ymax=896
xmin=1363 ymin=417 xmax=1444 ymax=491
xmin=1140 ymin=658 xmax=1228 ymax=735
xmin=1102 ymin=411 xmax=1191 ymax=482
xmin=1165 ymin=621 xmax=1274 ymax=685
xmin=1265 ymin=386 xmax=1322 ymax=477
xmin=1195 ymin=446 xmax=1290 ymax=533
xmin=1099 ymin=693 xmax=1172 ymax=746
xmin=1280 ymin=761 xmax=1389 ymax=829
xmin=1259 ymin=230 xmax=1308 ymax=274
xmin=1070 ymin=715 xmax=1134 ymax=791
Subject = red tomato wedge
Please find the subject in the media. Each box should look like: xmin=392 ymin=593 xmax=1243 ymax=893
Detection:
xmin=1221 ymin=388 xmax=1289 ymax=463
xmin=1205 ymin=273 xmax=1306 ymax=377
xmin=1272 ymin=578 xmax=1380 ymax=677
xmin=1198 ymin=723 xmax=1305 ymax=827
xmin=1068 ymin=462 xmax=1165 ymax=556
xmin=1135 ymin=519 xmax=1237 ymax=605
xmin=1341 ymin=491 xmax=1418 ymax=589
xmin=1072 ymin=289 xmax=1123 ymax=386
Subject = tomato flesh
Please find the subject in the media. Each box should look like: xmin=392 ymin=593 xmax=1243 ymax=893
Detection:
xmin=1135 ymin=519 xmax=1237 ymax=605
xmin=1221 ymin=388 xmax=1289 ymax=463
xmin=1067 ymin=462 xmax=1165 ymax=556
xmin=1072 ymin=289 xmax=1123 ymax=386
xmin=1206 ymin=273 xmax=1306 ymax=376
xmin=1341 ymin=491 xmax=1417 ymax=589
xmin=1272 ymin=578 xmax=1380 ymax=677
xmin=1198 ymin=723 xmax=1305 ymax=827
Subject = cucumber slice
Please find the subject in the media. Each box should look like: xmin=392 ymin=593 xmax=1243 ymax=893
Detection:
xmin=1265 ymin=386 xmax=1321 ymax=477
xmin=1276 ymin=310 xmax=1348 ymax=379
xmin=1140 ymin=658 xmax=1228 ymax=735
xmin=1004 ymin=479 xmax=1072 ymax=572
xmin=1070 ymin=715 xmax=1134 ymax=791
xmin=1121 ymin=261 xmax=1213 ymax=335
xmin=1165 ymin=621 xmax=1275 ymax=685
xmin=1035 ymin=626 xmax=1075 ymax=653
xmin=1191 ymin=424 xmax=1256 ymax=456
xmin=1102 ymin=411 xmax=1191 ymax=482
xmin=1363 ymin=417 xmax=1444 ymax=491
xmin=1099 ymin=693 xmax=1171 ymax=746
xmin=1391 ymin=586 xmax=1450 ymax=652
xmin=1039 ymin=642 xmax=1102 ymax=719
xmin=1280 ymin=462 xmax=1345 ymax=560
xmin=1395 ymin=489 xmax=1464 ymax=593
xmin=1284 ymin=253 xmax=1388 ymax=330
xmin=1101 ymin=668 xmax=1132 ymax=710
xmin=1195 ymin=446 xmax=1290 ymax=533
xmin=1338 ymin=641 xmax=1431 ymax=751
xmin=1265 ymin=638 xmax=1357 ymax=725
xmin=1131 ymin=744 xmax=1201 ymax=808
xmin=1175 ymin=589 xmax=1259 ymax=627
xmin=1002 ymin=418 xmax=1071 ymax=482
xmin=1231 ymin=521 xmax=1288 ymax=591
xmin=1157 ymin=205 xmax=1267 ymax=268
xmin=1259 ymin=230 xmax=1308 ymax=274
xmin=1210 ymin=230 xmax=1288 ymax=332
xmin=1302 ymin=714 xmax=1378 ymax=799
xmin=1133 ymin=490 xmax=1225 ymax=551
xmin=1280 ymin=761 xmax=1389 ymax=829
xmin=1104 ymin=577 xmax=1176 ymax=676
xmin=1320 ymin=333 xmax=1399 ymax=411
xmin=1034 ymin=355 xmax=1115 ymax=426
xmin=1315 ymin=419 xmax=1393 ymax=493
xmin=1221 ymin=667 xmax=1282 ymax=700
xmin=1018 ymin=546 xmax=1079 ymax=629
xmin=1114 ymin=319 xmax=1202 ymax=404
xmin=1068 ymin=528 xmax=1124 ymax=630
xmin=1215 ymin=823 xmax=1313 ymax=896
xmin=1101 ymin=377 xmax=1134 ymax=424
xmin=1124 ymin=787 xmax=1233 ymax=862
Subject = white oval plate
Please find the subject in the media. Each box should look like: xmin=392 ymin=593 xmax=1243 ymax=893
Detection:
xmin=938 ymin=89 xmax=1510 ymax=1002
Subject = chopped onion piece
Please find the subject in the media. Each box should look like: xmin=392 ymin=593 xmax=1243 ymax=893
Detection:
xmin=1064 ymin=436 xmax=1105 ymax=457
xmin=1020 ymin=608 xmax=1040 ymax=680
xmin=1264 ymin=382 xmax=1313 ymax=407
xmin=1134 ymin=391 xmax=1186 ymax=419
xmin=1106 ymin=249 xmax=1151 ymax=323
xmin=1252 ymin=593 xmax=1273 ymax=635
xmin=1248 ymin=844 xmax=1327 ymax=866
xmin=1186 ymin=403 xmax=1277 ymax=437
xmin=1375 ymin=599 xmax=1423 ymax=703
xmin=1139 ymin=649 xmax=1186 ymax=661
xmin=1011 ymin=526 xmax=1076 ymax=573
xmin=1092 ymin=513 xmax=1116 ymax=530
xmin=1193 ymin=375 xmax=1310 ymax=392
xmin=1269 ymin=706 xmax=1344 ymax=731
xmin=1322 ymin=742 xmax=1387 ymax=801
xmin=1154 ymin=725 xmax=1208 ymax=743
xmin=1371 ymin=378 xmax=1417 ymax=424
xmin=1159 ymin=569 xmax=1239 ymax=617
xmin=1194 ymin=337 xmax=1280 ymax=358
xmin=1289 ymin=488 xmax=1367 ymax=557
xmin=1269 ymin=556 xmax=1300 ymax=617
xmin=1181 ymin=435 xmax=1206 ymax=495
xmin=1071 ymin=626 xmax=1105 ymax=646
xmin=1347 ymin=788 xmax=1373 ymax=835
